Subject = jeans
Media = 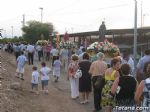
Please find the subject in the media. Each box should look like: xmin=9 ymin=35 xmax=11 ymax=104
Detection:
xmin=28 ymin=52 xmax=34 ymax=65
xmin=38 ymin=51 xmax=42 ymax=61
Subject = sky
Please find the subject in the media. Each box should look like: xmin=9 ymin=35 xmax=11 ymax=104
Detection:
xmin=0 ymin=0 xmax=150 ymax=37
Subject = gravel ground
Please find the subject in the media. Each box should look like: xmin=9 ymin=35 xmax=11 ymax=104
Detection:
xmin=0 ymin=50 xmax=94 ymax=112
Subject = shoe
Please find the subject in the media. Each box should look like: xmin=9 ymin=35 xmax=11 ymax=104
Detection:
xmin=45 ymin=90 xmax=49 ymax=94
xmin=84 ymin=100 xmax=89 ymax=104
xmin=80 ymin=101 xmax=85 ymax=104
xmin=76 ymin=96 xmax=79 ymax=99
xmin=21 ymin=78 xmax=24 ymax=80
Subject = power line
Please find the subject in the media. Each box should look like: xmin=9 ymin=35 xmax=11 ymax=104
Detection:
xmin=46 ymin=0 xmax=81 ymax=15
xmin=49 ymin=3 xmax=131 ymax=16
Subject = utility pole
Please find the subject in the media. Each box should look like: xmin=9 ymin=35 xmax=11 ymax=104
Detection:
xmin=141 ymin=1 xmax=143 ymax=27
xmin=21 ymin=14 xmax=25 ymax=36
xmin=11 ymin=26 xmax=13 ymax=38
xmin=22 ymin=14 xmax=25 ymax=27
xmin=143 ymin=14 xmax=149 ymax=27
xmin=133 ymin=0 xmax=138 ymax=67
xmin=39 ymin=7 xmax=43 ymax=23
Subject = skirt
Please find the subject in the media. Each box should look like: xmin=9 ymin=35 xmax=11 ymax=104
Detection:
xmin=101 ymin=80 xmax=115 ymax=107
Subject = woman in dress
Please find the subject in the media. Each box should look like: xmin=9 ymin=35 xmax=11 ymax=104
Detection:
xmin=111 ymin=64 xmax=137 ymax=110
xmin=79 ymin=53 xmax=92 ymax=104
xmin=101 ymin=58 xmax=120 ymax=112
xmin=68 ymin=54 xmax=79 ymax=99
xmin=53 ymin=56 xmax=62 ymax=82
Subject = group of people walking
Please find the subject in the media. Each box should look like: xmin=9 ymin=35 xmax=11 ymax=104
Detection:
xmin=2 ymin=42 xmax=150 ymax=112
xmin=68 ymin=49 xmax=150 ymax=112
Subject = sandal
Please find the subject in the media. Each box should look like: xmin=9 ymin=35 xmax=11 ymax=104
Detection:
xmin=84 ymin=100 xmax=89 ymax=103
xmin=80 ymin=101 xmax=85 ymax=104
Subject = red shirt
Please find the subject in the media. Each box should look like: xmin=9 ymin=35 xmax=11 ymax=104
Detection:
xmin=46 ymin=44 xmax=51 ymax=53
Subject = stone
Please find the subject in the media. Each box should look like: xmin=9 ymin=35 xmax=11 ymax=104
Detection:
xmin=10 ymin=82 xmax=22 ymax=90
xmin=0 ymin=76 xmax=3 ymax=80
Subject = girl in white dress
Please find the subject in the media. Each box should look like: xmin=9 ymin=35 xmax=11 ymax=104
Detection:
xmin=68 ymin=54 xmax=79 ymax=99
xmin=53 ymin=56 xmax=62 ymax=82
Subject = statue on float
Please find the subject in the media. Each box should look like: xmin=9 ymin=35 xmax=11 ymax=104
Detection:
xmin=99 ymin=21 xmax=106 ymax=42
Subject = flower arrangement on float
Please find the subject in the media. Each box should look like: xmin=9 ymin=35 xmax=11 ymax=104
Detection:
xmin=59 ymin=41 xmax=76 ymax=49
xmin=88 ymin=40 xmax=119 ymax=57
xmin=96 ymin=40 xmax=120 ymax=57
xmin=36 ymin=40 xmax=48 ymax=45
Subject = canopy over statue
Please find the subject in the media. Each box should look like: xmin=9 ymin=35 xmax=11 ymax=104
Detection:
xmin=99 ymin=21 xmax=106 ymax=42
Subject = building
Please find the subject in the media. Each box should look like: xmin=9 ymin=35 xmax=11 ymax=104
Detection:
xmin=57 ymin=27 xmax=150 ymax=55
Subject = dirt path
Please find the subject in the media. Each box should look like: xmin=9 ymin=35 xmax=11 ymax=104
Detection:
xmin=0 ymin=50 xmax=93 ymax=112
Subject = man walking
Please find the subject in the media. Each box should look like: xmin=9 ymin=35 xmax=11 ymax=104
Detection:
xmin=27 ymin=43 xmax=35 ymax=65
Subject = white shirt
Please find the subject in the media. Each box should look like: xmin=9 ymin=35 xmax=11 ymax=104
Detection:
xmin=51 ymin=48 xmax=59 ymax=56
xmin=122 ymin=57 xmax=135 ymax=74
xmin=27 ymin=45 xmax=35 ymax=53
xmin=36 ymin=45 xmax=42 ymax=51
xmin=17 ymin=55 xmax=27 ymax=68
xmin=40 ymin=67 xmax=51 ymax=80
xmin=79 ymin=52 xmax=85 ymax=61
xmin=31 ymin=71 xmax=39 ymax=84
xmin=19 ymin=44 xmax=26 ymax=51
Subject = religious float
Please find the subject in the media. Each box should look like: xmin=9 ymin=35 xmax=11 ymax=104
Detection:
xmin=36 ymin=40 xmax=48 ymax=45
xmin=59 ymin=41 xmax=76 ymax=49
xmin=87 ymin=40 xmax=120 ymax=63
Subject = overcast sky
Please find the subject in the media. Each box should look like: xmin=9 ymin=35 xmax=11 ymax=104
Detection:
xmin=0 ymin=0 xmax=150 ymax=37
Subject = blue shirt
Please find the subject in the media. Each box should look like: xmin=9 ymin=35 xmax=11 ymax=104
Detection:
xmin=54 ymin=60 xmax=61 ymax=69
xmin=14 ymin=46 xmax=20 ymax=52
xmin=17 ymin=55 xmax=27 ymax=68
xmin=60 ymin=49 xmax=69 ymax=58
xmin=137 ymin=55 xmax=150 ymax=72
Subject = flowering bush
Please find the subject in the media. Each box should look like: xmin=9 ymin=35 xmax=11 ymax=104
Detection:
xmin=59 ymin=41 xmax=76 ymax=49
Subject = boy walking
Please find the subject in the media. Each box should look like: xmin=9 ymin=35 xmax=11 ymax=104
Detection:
xmin=53 ymin=56 xmax=62 ymax=82
xmin=40 ymin=62 xmax=51 ymax=94
xmin=16 ymin=52 xmax=27 ymax=80
xmin=31 ymin=66 xmax=40 ymax=94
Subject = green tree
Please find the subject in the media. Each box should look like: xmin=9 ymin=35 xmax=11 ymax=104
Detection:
xmin=0 ymin=36 xmax=25 ymax=43
xmin=22 ymin=21 xmax=54 ymax=43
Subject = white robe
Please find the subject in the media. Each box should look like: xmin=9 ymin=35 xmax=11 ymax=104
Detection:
xmin=69 ymin=77 xmax=79 ymax=98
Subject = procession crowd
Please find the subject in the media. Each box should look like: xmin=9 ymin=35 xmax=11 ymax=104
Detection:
xmin=1 ymin=42 xmax=150 ymax=112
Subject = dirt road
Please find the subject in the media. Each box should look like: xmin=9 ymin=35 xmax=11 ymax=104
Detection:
xmin=0 ymin=50 xmax=93 ymax=112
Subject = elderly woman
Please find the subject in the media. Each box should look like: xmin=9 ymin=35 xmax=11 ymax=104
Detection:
xmin=89 ymin=52 xmax=107 ymax=112
xmin=68 ymin=54 xmax=79 ymax=99
xmin=79 ymin=53 xmax=92 ymax=104
xmin=111 ymin=64 xmax=137 ymax=108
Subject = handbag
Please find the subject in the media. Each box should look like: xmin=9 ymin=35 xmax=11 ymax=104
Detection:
xmin=94 ymin=76 xmax=105 ymax=89
xmin=74 ymin=69 xmax=82 ymax=78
